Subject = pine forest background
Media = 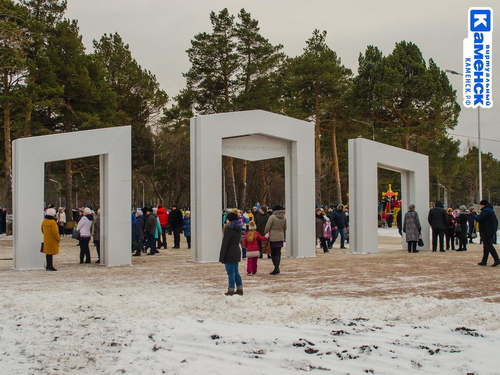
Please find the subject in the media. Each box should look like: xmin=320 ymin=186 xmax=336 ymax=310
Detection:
xmin=2 ymin=1 xmax=500 ymax=217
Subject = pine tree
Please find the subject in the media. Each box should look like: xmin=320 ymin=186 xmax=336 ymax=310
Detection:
xmin=284 ymin=30 xmax=352 ymax=203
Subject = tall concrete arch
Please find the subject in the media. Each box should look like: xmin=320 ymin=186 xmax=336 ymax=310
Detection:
xmin=190 ymin=110 xmax=315 ymax=262
xmin=348 ymin=138 xmax=430 ymax=253
xmin=13 ymin=126 xmax=131 ymax=269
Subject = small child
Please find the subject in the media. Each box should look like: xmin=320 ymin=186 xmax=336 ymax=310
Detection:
xmin=243 ymin=220 xmax=267 ymax=275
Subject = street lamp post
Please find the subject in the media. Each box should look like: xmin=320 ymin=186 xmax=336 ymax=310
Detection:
xmin=49 ymin=178 xmax=61 ymax=208
xmin=351 ymin=119 xmax=375 ymax=141
xmin=437 ymin=183 xmax=448 ymax=209
xmin=445 ymin=69 xmax=482 ymax=203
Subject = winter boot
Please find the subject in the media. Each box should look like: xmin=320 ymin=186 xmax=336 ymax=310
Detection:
xmin=224 ymin=289 xmax=235 ymax=296
xmin=235 ymin=288 xmax=243 ymax=296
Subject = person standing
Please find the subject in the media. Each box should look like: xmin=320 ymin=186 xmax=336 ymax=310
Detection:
xmin=331 ymin=204 xmax=347 ymax=249
xmin=475 ymin=200 xmax=500 ymax=267
xmin=156 ymin=204 xmax=169 ymax=249
xmin=428 ymin=200 xmax=447 ymax=252
xmin=168 ymin=205 xmax=183 ymax=249
xmin=468 ymin=206 xmax=478 ymax=243
xmin=264 ymin=205 xmax=287 ymax=275
xmin=254 ymin=205 xmax=270 ymax=258
xmin=183 ymin=211 xmax=191 ymax=249
xmin=445 ymin=208 xmax=456 ymax=251
xmin=93 ymin=209 xmax=101 ymax=263
xmin=56 ymin=207 xmax=66 ymax=236
xmin=41 ymin=208 xmax=60 ymax=271
xmin=403 ymin=204 xmax=421 ymax=253
xmin=132 ymin=209 xmax=145 ymax=256
xmin=143 ymin=207 xmax=158 ymax=255
xmin=243 ymin=220 xmax=267 ymax=275
xmin=219 ymin=212 xmax=244 ymax=296
xmin=315 ymin=208 xmax=329 ymax=253
xmin=456 ymin=206 xmax=470 ymax=252
xmin=76 ymin=207 xmax=93 ymax=263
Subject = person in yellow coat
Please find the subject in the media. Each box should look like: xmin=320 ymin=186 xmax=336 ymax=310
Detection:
xmin=41 ymin=207 xmax=61 ymax=271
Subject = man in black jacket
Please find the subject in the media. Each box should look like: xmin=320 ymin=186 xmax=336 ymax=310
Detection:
xmin=143 ymin=207 xmax=158 ymax=255
xmin=168 ymin=204 xmax=184 ymax=249
xmin=428 ymin=200 xmax=448 ymax=252
xmin=475 ymin=200 xmax=500 ymax=267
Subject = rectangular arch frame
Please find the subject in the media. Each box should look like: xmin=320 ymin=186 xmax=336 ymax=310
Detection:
xmin=348 ymin=138 xmax=430 ymax=253
xmin=12 ymin=126 xmax=131 ymax=269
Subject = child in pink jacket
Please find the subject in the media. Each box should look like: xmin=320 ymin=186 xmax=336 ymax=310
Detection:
xmin=243 ymin=221 xmax=268 ymax=275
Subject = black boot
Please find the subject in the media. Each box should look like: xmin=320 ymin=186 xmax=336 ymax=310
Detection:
xmin=46 ymin=254 xmax=57 ymax=271
xmin=270 ymin=255 xmax=280 ymax=275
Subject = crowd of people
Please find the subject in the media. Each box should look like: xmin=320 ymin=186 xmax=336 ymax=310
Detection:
xmin=401 ymin=200 xmax=499 ymax=267
xmin=131 ymin=204 xmax=191 ymax=256
xmin=39 ymin=199 xmax=498 ymax=294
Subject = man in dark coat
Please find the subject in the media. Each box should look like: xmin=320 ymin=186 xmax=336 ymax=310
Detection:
xmin=254 ymin=205 xmax=270 ymax=258
xmin=331 ymin=204 xmax=347 ymax=249
xmin=428 ymin=200 xmax=448 ymax=252
xmin=143 ymin=207 xmax=158 ymax=255
xmin=475 ymin=200 xmax=500 ymax=267
xmin=168 ymin=204 xmax=184 ymax=249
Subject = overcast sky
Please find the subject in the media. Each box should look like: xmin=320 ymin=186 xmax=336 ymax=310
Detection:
xmin=65 ymin=0 xmax=499 ymax=158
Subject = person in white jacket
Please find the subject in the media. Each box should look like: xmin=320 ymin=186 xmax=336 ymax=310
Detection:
xmin=76 ymin=207 xmax=94 ymax=263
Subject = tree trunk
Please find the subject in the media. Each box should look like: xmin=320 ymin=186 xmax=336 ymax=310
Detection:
xmin=23 ymin=97 xmax=33 ymax=137
xmin=331 ymin=122 xmax=342 ymax=204
xmin=64 ymin=160 xmax=73 ymax=217
xmin=3 ymin=98 xmax=13 ymax=212
xmin=224 ymin=156 xmax=237 ymax=208
xmin=239 ymin=159 xmax=248 ymax=209
xmin=314 ymin=86 xmax=322 ymax=204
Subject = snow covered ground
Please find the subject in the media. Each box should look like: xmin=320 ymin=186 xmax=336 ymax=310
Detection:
xmin=0 ymin=230 xmax=499 ymax=374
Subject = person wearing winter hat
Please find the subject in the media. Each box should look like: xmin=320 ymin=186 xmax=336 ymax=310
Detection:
xmin=475 ymin=200 xmax=500 ymax=267
xmin=132 ymin=209 xmax=145 ymax=256
xmin=41 ymin=208 xmax=60 ymax=271
xmin=219 ymin=211 xmax=244 ymax=295
xmin=428 ymin=200 xmax=448 ymax=252
xmin=243 ymin=220 xmax=268 ymax=275
xmin=76 ymin=207 xmax=94 ymax=263
xmin=456 ymin=206 xmax=470 ymax=251
xmin=156 ymin=204 xmax=169 ymax=249
xmin=183 ymin=211 xmax=191 ymax=249
xmin=265 ymin=206 xmax=287 ymax=275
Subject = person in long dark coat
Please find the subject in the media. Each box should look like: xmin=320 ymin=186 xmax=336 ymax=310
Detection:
xmin=456 ymin=206 xmax=470 ymax=251
xmin=475 ymin=200 xmax=500 ymax=267
xmin=219 ymin=212 xmax=243 ymax=295
xmin=428 ymin=200 xmax=448 ymax=252
xmin=403 ymin=204 xmax=421 ymax=253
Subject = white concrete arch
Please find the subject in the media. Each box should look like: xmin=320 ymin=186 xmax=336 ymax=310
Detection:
xmin=13 ymin=126 xmax=131 ymax=269
xmin=190 ymin=110 xmax=315 ymax=262
xmin=348 ymin=138 xmax=430 ymax=253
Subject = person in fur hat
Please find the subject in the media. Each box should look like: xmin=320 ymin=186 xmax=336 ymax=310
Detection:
xmin=41 ymin=208 xmax=60 ymax=271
